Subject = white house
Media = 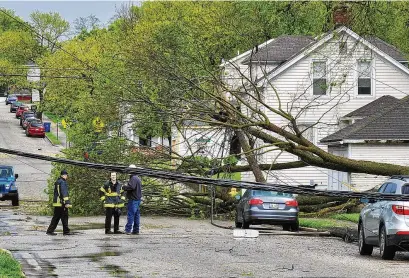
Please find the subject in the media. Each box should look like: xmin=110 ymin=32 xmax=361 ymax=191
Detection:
xmin=191 ymin=25 xmax=409 ymax=192
xmin=321 ymin=95 xmax=409 ymax=191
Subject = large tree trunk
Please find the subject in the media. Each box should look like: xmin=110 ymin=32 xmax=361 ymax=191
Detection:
xmin=235 ymin=130 xmax=266 ymax=183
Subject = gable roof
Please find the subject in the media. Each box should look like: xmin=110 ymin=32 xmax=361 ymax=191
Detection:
xmin=365 ymin=37 xmax=407 ymax=62
xmin=253 ymin=26 xmax=409 ymax=85
xmin=242 ymin=35 xmax=315 ymax=64
xmin=321 ymin=96 xmax=409 ymax=143
xmin=344 ymin=95 xmax=399 ymax=118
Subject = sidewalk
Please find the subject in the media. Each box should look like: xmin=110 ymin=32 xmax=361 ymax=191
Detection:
xmin=41 ymin=114 xmax=68 ymax=148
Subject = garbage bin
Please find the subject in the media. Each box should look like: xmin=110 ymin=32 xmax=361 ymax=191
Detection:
xmin=43 ymin=122 xmax=51 ymax=132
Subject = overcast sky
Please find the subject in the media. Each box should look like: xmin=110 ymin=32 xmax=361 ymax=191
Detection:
xmin=0 ymin=1 xmax=139 ymax=28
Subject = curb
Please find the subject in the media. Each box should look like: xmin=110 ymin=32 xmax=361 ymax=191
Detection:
xmin=44 ymin=133 xmax=56 ymax=146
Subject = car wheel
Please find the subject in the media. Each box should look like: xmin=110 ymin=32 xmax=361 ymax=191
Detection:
xmin=242 ymin=213 xmax=250 ymax=229
xmin=290 ymin=220 xmax=300 ymax=232
xmin=282 ymin=224 xmax=291 ymax=231
xmin=380 ymin=225 xmax=395 ymax=260
xmin=358 ymin=222 xmax=373 ymax=255
xmin=235 ymin=213 xmax=242 ymax=228
xmin=12 ymin=196 xmax=19 ymax=207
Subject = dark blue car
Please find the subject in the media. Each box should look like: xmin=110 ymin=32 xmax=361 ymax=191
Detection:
xmin=0 ymin=166 xmax=19 ymax=206
xmin=5 ymin=94 xmax=17 ymax=105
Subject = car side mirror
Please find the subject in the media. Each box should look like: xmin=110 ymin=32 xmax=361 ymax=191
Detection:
xmin=14 ymin=174 xmax=18 ymax=179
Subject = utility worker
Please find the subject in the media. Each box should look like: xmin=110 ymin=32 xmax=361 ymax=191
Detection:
xmin=46 ymin=170 xmax=72 ymax=236
xmin=99 ymin=172 xmax=125 ymax=234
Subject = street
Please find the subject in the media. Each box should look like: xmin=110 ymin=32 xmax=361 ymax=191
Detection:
xmin=0 ymin=97 xmax=62 ymax=201
xmin=1 ymin=207 xmax=409 ymax=278
xmin=0 ymin=99 xmax=408 ymax=277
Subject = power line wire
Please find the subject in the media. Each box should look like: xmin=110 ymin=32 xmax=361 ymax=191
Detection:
xmin=0 ymin=146 xmax=408 ymax=201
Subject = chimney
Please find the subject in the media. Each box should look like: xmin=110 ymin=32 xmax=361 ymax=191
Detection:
xmin=333 ymin=4 xmax=350 ymax=28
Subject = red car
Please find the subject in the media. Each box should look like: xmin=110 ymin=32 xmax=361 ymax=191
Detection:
xmin=15 ymin=105 xmax=29 ymax=118
xmin=26 ymin=121 xmax=45 ymax=138
xmin=22 ymin=117 xmax=38 ymax=130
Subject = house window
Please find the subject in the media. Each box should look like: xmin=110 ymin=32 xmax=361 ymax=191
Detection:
xmin=194 ymin=137 xmax=210 ymax=155
xmin=313 ymin=61 xmax=327 ymax=95
xmin=358 ymin=61 xmax=371 ymax=95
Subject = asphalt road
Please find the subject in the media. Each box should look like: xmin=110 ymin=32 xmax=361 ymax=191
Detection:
xmin=1 ymin=97 xmax=409 ymax=277
xmin=0 ymin=97 xmax=62 ymax=201
xmin=1 ymin=208 xmax=409 ymax=278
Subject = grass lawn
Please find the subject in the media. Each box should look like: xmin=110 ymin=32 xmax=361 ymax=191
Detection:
xmin=300 ymin=213 xmax=359 ymax=229
xmin=0 ymin=250 xmax=24 ymax=278
xmin=330 ymin=213 xmax=360 ymax=223
xmin=46 ymin=132 xmax=61 ymax=145
xmin=43 ymin=112 xmax=66 ymax=131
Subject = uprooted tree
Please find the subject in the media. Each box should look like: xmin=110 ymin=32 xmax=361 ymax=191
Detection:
xmin=5 ymin=2 xmax=409 ymax=216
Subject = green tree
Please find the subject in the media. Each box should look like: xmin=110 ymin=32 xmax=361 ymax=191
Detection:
xmin=30 ymin=11 xmax=70 ymax=53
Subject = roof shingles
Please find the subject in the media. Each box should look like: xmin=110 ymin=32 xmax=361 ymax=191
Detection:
xmin=321 ymin=97 xmax=409 ymax=142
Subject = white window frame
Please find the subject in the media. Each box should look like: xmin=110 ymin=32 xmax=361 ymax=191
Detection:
xmin=356 ymin=59 xmax=375 ymax=98
xmin=311 ymin=59 xmax=329 ymax=96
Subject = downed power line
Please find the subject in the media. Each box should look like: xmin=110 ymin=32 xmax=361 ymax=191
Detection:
xmin=1 ymin=147 xmax=408 ymax=201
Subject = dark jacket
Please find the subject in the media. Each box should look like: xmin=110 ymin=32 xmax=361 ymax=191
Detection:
xmin=99 ymin=180 xmax=125 ymax=208
xmin=52 ymin=177 xmax=71 ymax=207
xmin=122 ymin=175 xmax=142 ymax=201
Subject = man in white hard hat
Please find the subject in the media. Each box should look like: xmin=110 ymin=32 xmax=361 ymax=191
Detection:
xmin=122 ymin=164 xmax=143 ymax=234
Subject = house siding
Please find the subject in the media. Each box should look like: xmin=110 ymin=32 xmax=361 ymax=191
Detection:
xmin=228 ymin=32 xmax=409 ymax=189
xmin=349 ymin=144 xmax=409 ymax=191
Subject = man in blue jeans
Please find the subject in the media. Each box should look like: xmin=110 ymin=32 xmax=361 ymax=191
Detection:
xmin=122 ymin=164 xmax=143 ymax=235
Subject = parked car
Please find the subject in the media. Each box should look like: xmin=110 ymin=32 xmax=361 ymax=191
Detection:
xmin=0 ymin=165 xmax=19 ymax=206
xmin=15 ymin=105 xmax=29 ymax=118
xmin=26 ymin=120 xmax=45 ymax=138
xmin=358 ymin=175 xmax=409 ymax=260
xmin=20 ymin=111 xmax=35 ymax=126
xmin=5 ymin=94 xmax=17 ymax=105
xmin=10 ymin=101 xmax=22 ymax=113
xmin=22 ymin=117 xmax=39 ymax=130
xmin=235 ymin=189 xmax=299 ymax=231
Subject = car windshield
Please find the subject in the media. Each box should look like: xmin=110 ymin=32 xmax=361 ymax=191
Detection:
xmin=30 ymin=122 xmax=43 ymax=127
xmin=0 ymin=167 xmax=12 ymax=178
xmin=252 ymin=190 xmax=293 ymax=198
xmin=8 ymin=95 xmax=17 ymax=98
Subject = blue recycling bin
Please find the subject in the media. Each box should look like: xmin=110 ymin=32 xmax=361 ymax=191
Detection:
xmin=43 ymin=122 xmax=51 ymax=132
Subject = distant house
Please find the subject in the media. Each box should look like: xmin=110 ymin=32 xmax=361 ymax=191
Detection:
xmin=321 ymin=96 xmax=409 ymax=191
xmin=120 ymin=111 xmax=170 ymax=156
xmin=184 ymin=23 xmax=409 ymax=191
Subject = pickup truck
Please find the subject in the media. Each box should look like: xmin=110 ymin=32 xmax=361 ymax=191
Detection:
xmin=0 ymin=165 xmax=19 ymax=206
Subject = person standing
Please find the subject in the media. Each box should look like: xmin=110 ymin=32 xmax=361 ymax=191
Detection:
xmin=99 ymin=172 xmax=125 ymax=234
xmin=46 ymin=170 xmax=72 ymax=236
xmin=122 ymin=164 xmax=142 ymax=235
